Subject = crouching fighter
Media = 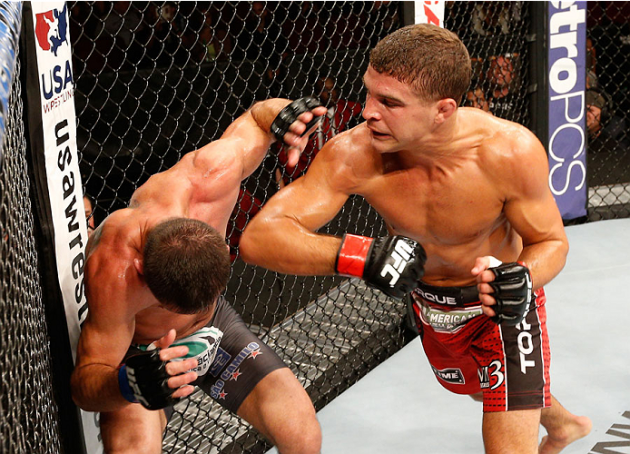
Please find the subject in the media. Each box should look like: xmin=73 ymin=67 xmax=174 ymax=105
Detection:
xmin=71 ymin=98 xmax=326 ymax=454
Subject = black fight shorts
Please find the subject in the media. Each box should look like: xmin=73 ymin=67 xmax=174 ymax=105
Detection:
xmin=125 ymin=296 xmax=287 ymax=418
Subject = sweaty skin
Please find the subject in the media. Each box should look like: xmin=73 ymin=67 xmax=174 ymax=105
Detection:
xmin=240 ymin=66 xmax=590 ymax=454
xmin=70 ymin=98 xmax=326 ymax=454
xmin=241 ymin=67 xmax=568 ymax=311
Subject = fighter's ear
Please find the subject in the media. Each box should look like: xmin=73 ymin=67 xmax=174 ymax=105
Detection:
xmin=435 ymin=98 xmax=457 ymax=124
xmin=134 ymin=257 xmax=144 ymax=275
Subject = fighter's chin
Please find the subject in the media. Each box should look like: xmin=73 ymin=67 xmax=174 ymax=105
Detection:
xmin=369 ymin=128 xmax=391 ymax=140
xmin=369 ymin=134 xmax=398 ymax=153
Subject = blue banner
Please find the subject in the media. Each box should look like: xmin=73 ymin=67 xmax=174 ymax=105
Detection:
xmin=0 ymin=2 xmax=22 ymax=166
xmin=547 ymin=1 xmax=587 ymax=220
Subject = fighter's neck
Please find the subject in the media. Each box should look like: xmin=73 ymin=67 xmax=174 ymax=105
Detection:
xmin=402 ymin=112 xmax=475 ymax=161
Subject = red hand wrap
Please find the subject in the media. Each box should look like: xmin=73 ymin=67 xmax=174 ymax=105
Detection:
xmin=335 ymin=234 xmax=374 ymax=278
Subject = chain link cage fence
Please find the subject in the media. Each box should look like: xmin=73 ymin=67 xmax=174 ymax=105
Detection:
xmin=446 ymin=1 xmax=531 ymax=126
xmin=586 ymin=2 xmax=630 ymax=220
xmin=0 ymin=2 xmax=624 ymax=454
xmin=66 ymin=2 xmax=536 ymax=453
xmin=0 ymin=58 xmax=64 ymax=454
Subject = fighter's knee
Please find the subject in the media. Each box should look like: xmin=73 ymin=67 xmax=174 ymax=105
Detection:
xmin=275 ymin=414 xmax=321 ymax=454
xmin=470 ymin=392 xmax=484 ymax=402
xmin=104 ymin=435 xmax=162 ymax=454
xmin=100 ymin=412 xmax=164 ymax=454
xmin=301 ymin=416 xmax=322 ymax=454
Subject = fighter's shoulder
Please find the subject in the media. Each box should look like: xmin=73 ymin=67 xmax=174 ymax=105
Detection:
xmin=315 ymin=124 xmax=377 ymax=172
xmin=304 ymin=125 xmax=377 ymax=193
xmin=472 ymin=113 xmax=549 ymax=194
xmin=477 ymin=113 xmax=546 ymax=167
xmin=86 ymin=209 xmax=139 ymax=266
xmin=186 ymin=141 xmax=241 ymax=174
xmin=85 ymin=214 xmax=145 ymax=312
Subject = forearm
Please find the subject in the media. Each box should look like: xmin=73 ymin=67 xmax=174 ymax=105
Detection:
xmin=225 ymin=98 xmax=292 ymax=179
xmin=242 ymin=207 xmax=427 ymax=301
xmin=519 ymin=239 xmax=568 ymax=289
xmin=71 ymin=363 xmax=131 ymax=412
xmin=240 ymin=140 xmax=357 ymax=276
xmin=241 ymin=214 xmax=341 ymax=275
xmin=249 ymin=98 xmax=292 ymax=135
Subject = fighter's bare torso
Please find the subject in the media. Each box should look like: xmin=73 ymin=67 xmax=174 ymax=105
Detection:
xmin=86 ymin=145 xmax=243 ymax=344
xmin=324 ymin=108 xmax=535 ymax=286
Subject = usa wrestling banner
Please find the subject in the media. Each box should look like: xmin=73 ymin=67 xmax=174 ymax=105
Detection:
xmin=23 ymin=2 xmax=103 ymax=452
xmin=547 ymin=1 xmax=587 ymax=220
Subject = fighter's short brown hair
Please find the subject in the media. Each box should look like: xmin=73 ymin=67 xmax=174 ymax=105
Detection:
xmin=369 ymin=24 xmax=471 ymax=104
xmin=144 ymin=218 xmax=230 ymax=314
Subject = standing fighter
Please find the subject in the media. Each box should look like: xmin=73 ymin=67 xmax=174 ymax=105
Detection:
xmin=240 ymin=24 xmax=591 ymax=454
xmin=70 ymin=98 xmax=326 ymax=454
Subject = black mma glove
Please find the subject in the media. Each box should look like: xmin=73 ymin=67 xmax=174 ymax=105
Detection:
xmin=335 ymin=234 xmax=426 ymax=299
xmin=270 ymin=97 xmax=323 ymax=142
xmin=488 ymin=262 xmax=533 ymax=326
xmin=118 ymin=349 xmax=179 ymax=410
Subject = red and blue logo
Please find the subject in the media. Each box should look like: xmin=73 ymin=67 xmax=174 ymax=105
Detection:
xmin=35 ymin=4 xmax=68 ymax=56
xmin=34 ymin=4 xmax=74 ymax=102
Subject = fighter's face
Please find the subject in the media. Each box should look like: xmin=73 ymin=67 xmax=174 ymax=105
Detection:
xmin=586 ymin=104 xmax=602 ymax=136
xmin=83 ymin=196 xmax=95 ymax=237
xmin=362 ymin=66 xmax=434 ymax=153
xmin=488 ymin=56 xmax=514 ymax=88
xmin=465 ymin=88 xmax=490 ymax=112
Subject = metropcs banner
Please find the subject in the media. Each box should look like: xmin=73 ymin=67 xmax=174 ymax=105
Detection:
xmin=30 ymin=2 xmax=103 ymax=452
xmin=547 ymin=1 xmax=587 ymax=220
xmin=414 ymin=1 xmax=444 ymax=27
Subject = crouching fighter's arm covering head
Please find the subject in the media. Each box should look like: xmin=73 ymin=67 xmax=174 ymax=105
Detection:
xmin=70 ymin=260 xmax=202 ymax=413
xmin=71 ymin=218 xmax=227 ymax=413
xmin=207 ymin=97 xmax=325 ymax=183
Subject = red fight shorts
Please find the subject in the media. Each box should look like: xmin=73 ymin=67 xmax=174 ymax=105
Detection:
xmin=410 ymin=282 xmax=551 ymax=412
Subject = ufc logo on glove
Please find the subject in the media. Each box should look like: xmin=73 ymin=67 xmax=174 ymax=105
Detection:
xmin=335 ymin=234 xmax=426 ymax=299
xmin=380 ymin=240 xmax=415 ymax=285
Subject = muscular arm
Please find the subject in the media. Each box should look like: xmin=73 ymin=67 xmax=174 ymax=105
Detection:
xmin=209 ymin=98 xmax=326 ymax=181
xmin=501 ymin=130 xmax=569 ymax=289
xmin=240 ymin=136 xmax=355 ymax=275
xmin=70 ymin=254 xmax=138 ymax=412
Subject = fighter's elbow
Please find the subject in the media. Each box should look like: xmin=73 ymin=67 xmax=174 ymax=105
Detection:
xmin=557 ymin=238 xmax=569 ymax=266
xmin=561 ymin=238 xmax=569 ymax=256
xmin=71 ymin=393 xmax=89 ymax=412
xmin=69 ymin=367 xmax=104 ymax=412
xmin=70 ymin=372 xmax=89 ymax=410
xmin=239 ymin=223 xmax=261 ymax=265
